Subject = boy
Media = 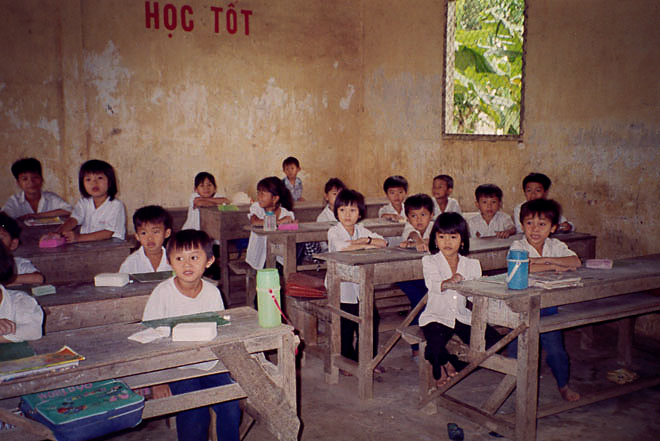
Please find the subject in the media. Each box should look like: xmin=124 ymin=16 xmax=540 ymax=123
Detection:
xmin=397 ymin=194 xmax=435 ymax=358
xmin=0 ymin=242 xmax=43 ymax=342
xmin=509 ymin=198 xmax=581 ymax=402
xmin=514 ymin=173 xmax=573 ymax=234
xmin=282 ymin=156 xmax=304 ymax=201
xmin=378 ymin=175 xmax=408 ymax=222
xmin=142 ymin=230 xmax=240 ymax=441
xmin=3 ymin=158 xmax=72 ymax=221
xmin=431 ymin=174 xmax=461 ymax=217
xmin=316 ymin=178 xmax=346 ymax=222
xmin=468 ymin=184 xmax=516 ymax=238
xmin=119 ymin=206 xmax=173 ymax=274
xmin=0 ymin=213 xmax=44 ymax=286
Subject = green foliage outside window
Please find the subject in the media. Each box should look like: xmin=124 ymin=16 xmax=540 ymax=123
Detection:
xmin=449 ymin=0 xmax=524 ymax=135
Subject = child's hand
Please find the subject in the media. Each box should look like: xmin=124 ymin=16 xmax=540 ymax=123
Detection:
xmin=277 ymin=217 xmax=296 ymax=225
xmin=557 ymin=222 xmax=572 ymax=233
xmin=40 ymin=232 xmax=62 ymax=241
xmin=192 ymin=197 xmax=205 ymax=208
xmin=441 ymin=273 xmax=464 ymax=290
xmin=0 ymin=319 xmax=16 ymax=336
xmin=151 ymin=384 xmax=172 ymax=399
xmin=415 ymin=242 xmax=429 ymax=252
xmin=496 ymin=230 xmax=512 ymax=238
xmin=62 ymin=230 xmax=78 ymax=243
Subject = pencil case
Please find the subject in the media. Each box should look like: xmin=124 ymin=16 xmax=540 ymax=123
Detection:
xmin=278 ymin=223 xmax=299 ymax=231
xmin=585 ymin=259 xmax=613 ymax=269
xmin=20 ymin=379 xmax=144 ymax=441
xmin=39 ymin=237 xmax=66 ymax=248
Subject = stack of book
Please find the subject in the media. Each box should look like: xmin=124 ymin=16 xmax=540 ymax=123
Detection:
xmin=529 ymin=273 xmax=582 ymax=289
xmin=0 ymin=346 xmax=84 ymax=382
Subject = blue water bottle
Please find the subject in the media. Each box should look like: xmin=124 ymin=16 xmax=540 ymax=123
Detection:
xmin=506 ymin=249 xmax=529 ymax=289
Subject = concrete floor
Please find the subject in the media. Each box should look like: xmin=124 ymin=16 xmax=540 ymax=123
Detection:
xmin=103 ymin=318 xmax=660 ymax=441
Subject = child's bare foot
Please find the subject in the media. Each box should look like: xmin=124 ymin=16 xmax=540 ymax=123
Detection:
xmin=559 ymin=385 xmax=580 ymax=402
xmin=436 ymin=363 xmax=457 ymax=387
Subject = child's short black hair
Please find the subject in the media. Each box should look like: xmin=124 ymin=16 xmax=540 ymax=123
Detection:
xmin=133 ymin=205 xmax=173 ymax=231
xmin=520 ymin=199 xmax=561 ymax=227
xmin=257 ymin=176 xmax=294 ymax=211
xmin=0 ymin=213 xmax=21 ymax=240
xmin=333 ymin=189 xmax=366 ymax=221
xmin=429 ymin=212 xmax=470 ymax=256
xmin=194 ymin=172 xmax=217 ymax=189
xmin=79 ymin=160 xmax=118 ymax=200
xmin=522 ymin=173 xmax=552 ymax=192
xmin=475 ymin=184 xmax=503 ymax=201
xmin=166 ymin=229 xmax=214 ymax=260
xmin=404 ymin=193 xmax=434 ymax=217
xmin=11 ymin=158 xmax=42 ymax=180
xmin=324 ymin=178 xmax=346 ymax=194
xmin=383 ymin=175 xmax=408 ymax=193
xmin=282 ymin=156 xmax=300 ymax=168
xmin=0 ymin=242 xmax=16 ymax=285
xmin=433 ymin=174 xmax=454 ymax=189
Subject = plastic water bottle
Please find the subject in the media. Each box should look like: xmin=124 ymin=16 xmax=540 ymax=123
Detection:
xmin=256 ymin=269 xmax=282 ymax=328
xmin=506 ymin=249 xmax=529 ymax=290
xmin=264 ymin=211 xmax=276 ymax=231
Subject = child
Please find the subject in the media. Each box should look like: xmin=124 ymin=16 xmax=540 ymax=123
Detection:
xmin=431 ymin=174 xmax=461 ymax=217
xmin=0 ymin=213 xmax=44 ymax=286
xmin=316 ymin=178 xmax=346 ymax=222
xmin=378 ymin=175 xmax=408 ymax=222
xmin=397 ymin=193 xmax=435 ymax=358
xmin=181 ymin=172 xmax=230 ymax=230
xmin=419 ymin=213 xmax=500 ymax=386
xmin=513 ymin=173 xmax=573 ymax=234
xmin=245 ymin=177 xmax=295 ymax=270
xmin=509 ymin=198 xmax=581 ymax=402
xmin=49 ymin=160 xmax=125 ymax=243
xmin=2 ymin=158 xmax=72 ymax=221
xmin=142 ymin=230 xmax=240 ymax=441
xmin=0 ymin=242 xmax=43 ymax=342
xmin=282 ymin=156 xmax=304 ymax=201
xmin=327 ymin=189 xmax=387 ymax=365
xmin=467 ymin=184 xmax=516 ymax=238
xmin=119 ymin=206 xmax=173 ymax=274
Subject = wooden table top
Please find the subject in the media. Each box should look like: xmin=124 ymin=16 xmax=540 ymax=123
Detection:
xmin=14 ymin=237 xmax=131 ymax=258
xmin=245 ymin=218 xmax=404 ymax=235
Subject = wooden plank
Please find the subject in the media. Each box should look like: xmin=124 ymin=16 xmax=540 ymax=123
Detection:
xmin=0 ymin=408 xmax=55 ymax=440
xmin=358 ymin=264 xmax=375 ymax=400
xmin=142 ymin=383 xmax=246 ymax=419
xmin=44 ymin=295 xmax=148 ymax=332
xmin=326 ymin=261 xmax=341 ymax=384
xmin=617 ymin=318 xmax=635 ymax=367
xmin=483 ymin=374 xmax=517 ymax=415
xmin=213 ymin=341 xmax=300 ymax=441
xmin=515 ymin=296 xmax=540 ymax=441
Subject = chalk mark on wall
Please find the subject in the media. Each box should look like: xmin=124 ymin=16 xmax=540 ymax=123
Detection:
xmin=84 ymin=41 xmax=132 ymax=115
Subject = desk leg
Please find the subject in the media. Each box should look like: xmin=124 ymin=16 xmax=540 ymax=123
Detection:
xmin=617 ymin=318 xmax=635 ymax=367
xmin=220 ymin=239 xmax=230 ymax=302
xmin=213 ymin=341 xmax=300 ymax=441
xmin=515 ymin=296 xmax=540 ymax=441
xmin=358 ymin=265 xmax=375 ymax=401
xmin=326 ymin=261 xmax=340 ymax=384
xmin=283 ymin=235 xmax=297 ymax=283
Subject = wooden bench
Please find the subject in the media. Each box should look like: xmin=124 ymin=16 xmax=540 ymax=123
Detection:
xmin=399 ymin=291 xmax=660 ymax=412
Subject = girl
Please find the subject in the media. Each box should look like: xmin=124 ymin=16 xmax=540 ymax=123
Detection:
xmin=419 ymin=212 xmax=500 ymax=386
xmin=181 ymin=171 xmax=230 ymax=230
xmin=245 ymin=177 xmax=295 ymax=270
xmin=327 ymin=189 xmax=387 ymax=365
xmin=316 ymin=178 xmax=345 ymax=222
xmin=50 ymin=160 xmax=126 ymax=243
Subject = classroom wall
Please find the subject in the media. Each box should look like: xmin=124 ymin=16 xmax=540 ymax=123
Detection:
xmin=1 ymin=0 xmax=659 ymax=261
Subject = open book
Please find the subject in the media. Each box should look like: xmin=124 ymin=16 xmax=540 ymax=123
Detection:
xmin=529 ymin=273 xmax=582 ymax=289
xmin=0 ymin=346 xmax=84 ymax=382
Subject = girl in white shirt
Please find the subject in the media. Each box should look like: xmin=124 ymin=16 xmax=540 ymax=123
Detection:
xmin=419 ymin=212 xmax=500 ymax=386
xmin=49 ymin=160 xmax=126 ymax=243
xmin=327 ymin=189 xmax=387 ymax=364
xmin=181 ymin=172 xmax=230 ymax=230
xmin=245 ymin=177 xmax=296 ymax=270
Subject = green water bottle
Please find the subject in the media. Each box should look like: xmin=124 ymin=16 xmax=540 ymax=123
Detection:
xmin=256 ymin=269 xmax=282 ymax=328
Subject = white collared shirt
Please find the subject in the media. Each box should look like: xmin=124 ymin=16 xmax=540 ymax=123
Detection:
xmin=400 ymin=221 xmax=432 ymax=242
xmin=71 ymin=197 xmax=126 ymax=239
xmin=316 ymin=205 xmax=336 ymax=222
xmin=467 ymin=211 xmax=514 ymax=238
xmin=510 ymin=236 xmax=577 ymax=259
xmin=378 ymin=202 xmax=405 ymax=219
xmin=432 ymin=197 xmax=462 ymax=217
xmin=0 ymin=286 xmax=43 ymax=342
xmin=119 ymin=246 xmax=172 ymax=274
xmin=2 ymin=191 xmax=72 ymax=219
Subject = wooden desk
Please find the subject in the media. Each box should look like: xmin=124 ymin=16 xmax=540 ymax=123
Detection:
xmin=14 ymin=238 xmax=132 ymax=284
xmin=439 ymin=254 xmax=660 ymax=441
xmin=315 ymin=233 xmax=597 ymax=400
xmin=201 ymin=197 xmax=389 ymax=300
xmin=0 ymin=307 xmax=299 ymax=441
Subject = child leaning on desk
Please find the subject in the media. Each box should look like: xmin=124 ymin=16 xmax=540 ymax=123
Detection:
xmin=419 ymin=213 xmax=502 ymax=387
xmin=378 ymin=175 xmax=408 ymax=222
xmin=508 ymin=198 xmax=581 ymax=402
xmin=327 ymin=189 xmax=387 ymax=368
xmin=467 ymin=184 xmax=516 ymax=239
xmin=119 ymin=206 xmax=173 ymax=274
xmin=0 ymin=242 xmax=43 ymax=343
xmin=0 ymin=213 xmax=44 ymax=286
xmin=45 ymin=160 xmax=126 ymax=243
xmin=181 ymin=171 xmax=230 ymax=230
xmin=142 ymin=230 xmax=240 ymax=441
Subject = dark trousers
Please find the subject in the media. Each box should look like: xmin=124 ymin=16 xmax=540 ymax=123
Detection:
xmin=422 ymin=321 xmax=501 ymax=380
xmin=340 ymin=302 xmax=380 ymax=362
xmin=168 ymin=372 xmax=241 ymax=441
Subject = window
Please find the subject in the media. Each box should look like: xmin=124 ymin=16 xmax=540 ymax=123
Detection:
xmin=443 ymin=0 xmax=526 ymax=137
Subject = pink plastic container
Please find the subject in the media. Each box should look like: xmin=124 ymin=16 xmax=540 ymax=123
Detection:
xmin=278 ymin=223 xmax=299 ymax=231
xmin=39 ymin=237 xmax=66 ymax=248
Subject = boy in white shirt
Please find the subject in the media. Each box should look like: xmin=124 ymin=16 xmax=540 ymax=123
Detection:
xmin=378 ymin=175 xmax=408 ymax=222
xmin=0 ymin=213 xmax=44 ymax=286
xmin=0 ymin=242 xmax=43 ymax=342
xmin=513 ymin=172 xmax=573 ymax=234
xmin=2 ymin=158 xmax=72 ymax=221
xmin=467 ymin=184 xmax=516 ymax=238
xmin=142 ymin=230 xmax=240 ymax=441
xmin=509 ymin=199 xmax=581 ymax=402
xmin=119 ymin=206 xmax=173 ymax=274
xmin=431 ymin=174 xmax=462 ymax=217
